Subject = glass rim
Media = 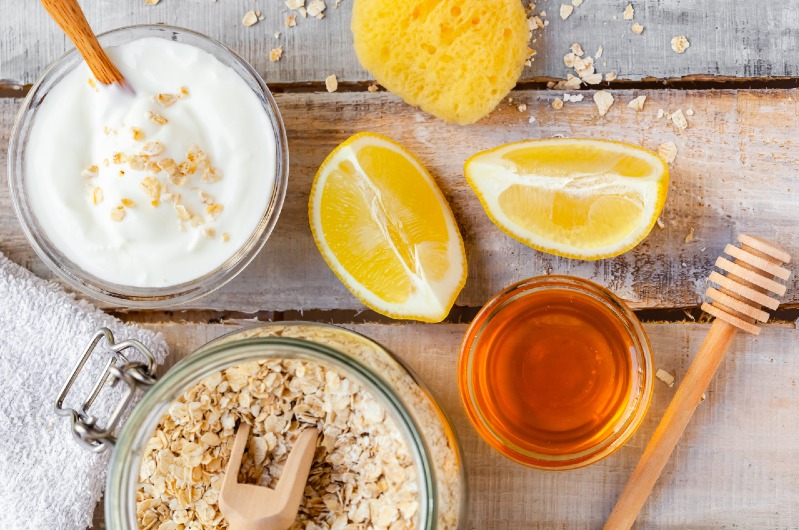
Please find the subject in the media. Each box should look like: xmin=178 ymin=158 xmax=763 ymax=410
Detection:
xmin=7 ymin=24 xmax=289 ymax=308
xmin=105 ymin=333 xmax=438 ymax=530
xmin=458 ymin=274 xmax=654 ymax=470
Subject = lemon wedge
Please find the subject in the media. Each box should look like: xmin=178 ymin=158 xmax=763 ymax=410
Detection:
xmin=309 ymin=133 xmax=467 ymax=322
xmin=464 ymin=138 xmax=669 ymax=260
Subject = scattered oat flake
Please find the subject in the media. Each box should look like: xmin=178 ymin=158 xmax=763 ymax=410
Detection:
xmin=570 ymin=43 xmax=584 ymax=56
xmin=657 ymin=108 xmax=665 ymax=118
xmin=628 ymin=95 xmax=647 ymax=111
xmin=560 ymin=4 xmax=574 ymax=20
xmin=595 ymin=46 xmax=604 ymax=58
xmin=148 ymin=111 xmax=168 ymax=125
xmin=593 ymin=90 xmax=614 ymax=116
xmin=671 ymin=35 xmax=690 ymax=54
xmin=142 ymin=141 xmax=165 ymax=156
xmin=131 ymin=127 xmax=145 ymax=142
xmin=367 ymin=83 xmax=379 ymax=92
xmin=110 ymin=206 xmax=126 ymax=222
xmin=82 ymin=165 xmax=99 ymax=179
xmin=325 ymin=74 xmax=338 ymax=93
xmin=286 ymin=0 xmax=304 ymax=8
xmin=242 ymin=10 xmax=258 ymax=27
xmin=632 ymin=23 xmax=644 ymax=34
xmin=145 ymin=0 xmax=159 ymax=5
xmin=87 ymin=78 xmax=97 ymax=89
xmin=517 ymin=103 xmax=528 ymax=112
xmin=671 ymin=109 xmax=688 ymax=130
xmin=140 ymin=177 xmax=162 ymax=199
xmin=222 ymin=232 xmax=231 ymax=242
xmin=571 ymin=0 xmax=583 ymax=5
xmin=656 ymin=368 xmax=675 ymax=387
xmin=155 ymin=93 xmax=177 ymax=107
xmin=623 ymin=4 xmax=634 ymax=20
xmin=605 ymin=72 xmax=617 ymax=82
xmin=656 ymin=217 xmax=665 ymax=230
xmin=270 ymin=47 xmax=283 ymax=62
xmin=552 ymin=98 xmax=564 ymax=110
xmin=203 ymin=227 xmax=216 ymax=238
xmin=307 ymin=0 xmax=326 ymax=17
xmin=285 ymin=14 xmax=297 ymax=27
xmin=175 ymin=204 xmax=192 ymax=221
xmin=686 ymin=108 xmax=695 ymax=116
xmin=121 ymin=198 xmax=135 ymax=208
xmin=91 ymin=187 xmax=104 ymax=205
xmin=684 ymin=227 xmax=694 ymax=243
xmin=583 ymin=73 xmax=603 ymax=85
xmin=658 ymin=141 xmax=678 ymax=163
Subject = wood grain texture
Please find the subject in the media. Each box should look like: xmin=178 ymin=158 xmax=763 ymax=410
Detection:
xmin=2 ymin=89 xmax=798 ymax=312
xmin=3 ymin=0 xmax=799 ymax=87
xmin=88 ymin=322 xmax=799 ymax=529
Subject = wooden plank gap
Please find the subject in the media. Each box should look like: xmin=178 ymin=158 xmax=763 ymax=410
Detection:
xmin=106 ymin=306 xmax=799 ymax=327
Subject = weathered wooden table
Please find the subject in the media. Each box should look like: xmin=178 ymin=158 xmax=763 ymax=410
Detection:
xmin=2 ymin=1 xmax=798 ymax=528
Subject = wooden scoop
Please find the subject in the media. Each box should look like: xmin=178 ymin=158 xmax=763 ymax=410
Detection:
xmin=603 ymin=234 xmax=792 ymax=530
xmin=220 ymin=423 xmax=319 ymax=530
xmin=40 ymin=0 xmax=128 ymax=88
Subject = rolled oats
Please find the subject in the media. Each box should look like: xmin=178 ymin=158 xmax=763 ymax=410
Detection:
xmin=628 ymin=95 xmax=647 ymax=111
xmin=671 ymin=35 xmax=690 ymax=54
xmin=671 ymin=109 xmax=688 ymax=130
xmin=623 ymin=4 xmax=634 ymax=20
xmin=137 ymin=324 xmax=462 ymax=530
xmin=155 ymin=93 xmax=178 ymax=108
xmin=325 ymin=74 xmax=338 ymax=93
xmin=242 ymin=10 xmax=259 ymax=27
xmin=148 ymin=112 xmax=169 ymax=126
xmin=593 ymin=90 xmax=615 ymax=116
xmin=658 ymin=141 xmax=678 ymax=163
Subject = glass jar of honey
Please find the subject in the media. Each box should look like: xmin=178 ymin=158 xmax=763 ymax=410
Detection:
xmin=458 ymin=275 xmax=654 ymax=470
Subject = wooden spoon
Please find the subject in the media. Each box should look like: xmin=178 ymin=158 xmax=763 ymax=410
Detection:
xmin=40 ymin=0 xmax=128 ymax=88
xmin=603 ymin=234 xmax=791 ymax=530
xmin=220 ymin=423 xmax=319 ymax=530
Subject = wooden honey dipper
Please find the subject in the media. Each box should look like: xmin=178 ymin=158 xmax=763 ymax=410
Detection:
xmin=604 ymin=234 xmax=791 ymax=530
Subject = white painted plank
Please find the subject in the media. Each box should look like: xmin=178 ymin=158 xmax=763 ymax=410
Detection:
xmin=2 ymin=0 xmax=799 ymax=87
xmin=2 ymin=89 xmax=798 ymax=312
xmin=87 ymin=322 xmax=799 ymax=528
xmin=0 ymin=87 xmax=799 ymax=312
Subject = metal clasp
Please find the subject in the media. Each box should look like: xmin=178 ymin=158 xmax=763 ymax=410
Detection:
xmin=55 ymin=328 xmax=157 ymax=453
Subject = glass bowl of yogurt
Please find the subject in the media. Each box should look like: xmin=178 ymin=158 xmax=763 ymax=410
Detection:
xmin=8 ymin=25 xmax=288 ymax=307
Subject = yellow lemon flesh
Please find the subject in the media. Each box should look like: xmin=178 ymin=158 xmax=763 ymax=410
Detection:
xmin=351 ymin=0 xmax=530 ymax=125
xmin=464 ymin=138 xmax=669 ymax=260
xmin=309 ymin=133 xmax=467 ymax=322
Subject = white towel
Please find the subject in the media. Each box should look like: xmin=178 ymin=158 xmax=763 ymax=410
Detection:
xmin=0 ymin=252 xmax=168 ymax=530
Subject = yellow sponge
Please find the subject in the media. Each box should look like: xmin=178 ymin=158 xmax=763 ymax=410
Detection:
xmin=352 ymin=0 xmax=530 ymax=125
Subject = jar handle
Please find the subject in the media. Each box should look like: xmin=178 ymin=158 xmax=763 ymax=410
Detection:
xmin=54 ymin=328 xmax=158 ymax=453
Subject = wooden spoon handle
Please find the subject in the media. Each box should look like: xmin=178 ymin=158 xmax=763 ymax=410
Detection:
xmin=40 ymin=0 xmax=125 ymax=85
xmin=603 ymin=319 xmax=738 ymax=530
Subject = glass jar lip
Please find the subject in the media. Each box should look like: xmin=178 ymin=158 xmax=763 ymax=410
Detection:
xmin=7 ymin=24 xmax=289 ymax=308
xmin=106 ymin=332 xmax=438 ymax=530
xmin=458 ymin=274 xmax=654 ymax=470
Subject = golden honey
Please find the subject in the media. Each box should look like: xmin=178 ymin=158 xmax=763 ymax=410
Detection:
xmin=459 ymin=276 xmax=653 ymax=470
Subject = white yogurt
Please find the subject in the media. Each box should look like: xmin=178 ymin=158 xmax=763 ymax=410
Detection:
xmin=25 ymin=37 xmax=277 ymax=287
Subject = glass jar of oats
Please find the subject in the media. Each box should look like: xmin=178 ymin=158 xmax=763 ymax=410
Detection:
xmin=63 ymin=322 xmax=464 ymax=529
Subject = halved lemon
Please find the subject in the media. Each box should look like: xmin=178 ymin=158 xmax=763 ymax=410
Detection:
xmin=464 ymin=138 xmax=669 ymax=260
xmin=309 ymin=132 xmax=467 ymax=322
